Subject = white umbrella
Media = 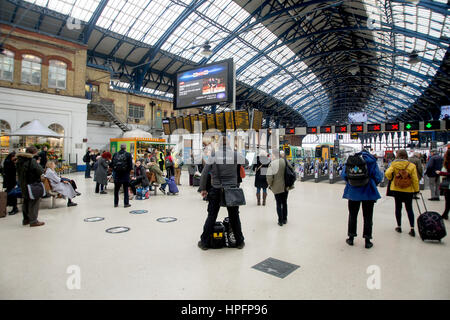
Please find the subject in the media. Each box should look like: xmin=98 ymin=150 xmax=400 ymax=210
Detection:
xmin=6 ymin=119 xmax=62 ymax=138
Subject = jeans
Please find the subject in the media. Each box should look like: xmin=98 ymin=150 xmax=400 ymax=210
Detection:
xmin=114 ymin=181 xmax=129 ymax=206
xmin=130 ymin=177 xmax=143 ymax=195
xmin=160 ymin=178 xmax=169 ymax=191
xmin=256 ymin=187 xmax=267 ymax=194
xmin=200 ymin=188 xmax=244 ymax=246
xmin=443 ymin=191 xmax=450 ymax=218
xmin=394 ymin=193 xmax=415 ymax=228
xmin=347 ymin=200 xmax=375 ymax=239
xmin=85 ymin=163 xmax=91 ymax=178
xmin=22 ymin=197 xmax=40 ymax=224
xmin=429 ymin=176 xmax=440 ymax=199
xmin=6 ymin=187 xmax=17 ymax=209
xmin=274 ymin=191 xmax=289 ymax=223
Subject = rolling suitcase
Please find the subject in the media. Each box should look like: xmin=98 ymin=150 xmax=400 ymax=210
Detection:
xmin=210 ymin=222 xmax=226 ymax=249
xmin=0 ymin=191 xmax=7 ymax=218
xmin=167 ymin=176 xmax=179 ymax=194
xmin=415 ymin=193 xmax=446 ymax=242
xmin=193 ymin=175 xmax=200 ymax=187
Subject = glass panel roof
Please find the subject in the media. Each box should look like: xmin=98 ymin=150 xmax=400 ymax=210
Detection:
xmin=24 ymin=0 xmax=101 ymax=21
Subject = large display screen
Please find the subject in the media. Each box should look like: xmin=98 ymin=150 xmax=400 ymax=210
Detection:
xmin=174 ymin=58 xmax=235 ymax=109
xmin=183 ymin=116 xmax=192 ymax=133
xmin=234 ymin=110 xmax=250 ymax=130
xmin=169 ymin=118 xmax=177 ymax=133
xmin=176 ymin=117 xmax=184 ymax=129
xmin=162 ymin=119 xmax=171 ymax=135
xmin=348 ymin=112 xmax=368 ymax=123
xmin=216 ymin=113 xmax=225 ymax=132
xmin=440 ymin=106 xmax=450 ymax=120
xmin=207 ymin=114 xmax=216 ymax=130
xmin=252 ymin=110 xmax=263 ymax=131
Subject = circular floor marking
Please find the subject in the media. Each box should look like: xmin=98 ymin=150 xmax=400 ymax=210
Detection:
xmin=156 ymin=217 xmax=177 ymax=223
xmin=84 ymin=217 xmax=105 ymax=222
xmin=130 ymin=210 xmax=148 ymax=214
xmin=105 ymin=226 xmax=130 ymax=233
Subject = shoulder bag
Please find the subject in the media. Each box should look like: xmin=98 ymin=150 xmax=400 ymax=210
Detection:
xmin=215 ymin=163 xmax=246 ymax=207
xmin=27 ymin=182 xmax=46 ymax=200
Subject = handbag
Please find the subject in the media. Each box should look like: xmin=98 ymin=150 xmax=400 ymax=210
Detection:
xmin=439 ymin=177 xmax=449 ymax=195
xmin=215 ymin=164 xmax=246 ymax=207
xmin=27 ymin=182 xmax=46 ymax=200
xmin=239 ymin=165 xmax=246 ymax=179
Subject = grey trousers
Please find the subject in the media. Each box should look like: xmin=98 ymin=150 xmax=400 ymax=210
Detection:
xmin=22 ymin=197 xmax=41 ymax=224
xmin=429 ymin=176 xmax=440 ymax=199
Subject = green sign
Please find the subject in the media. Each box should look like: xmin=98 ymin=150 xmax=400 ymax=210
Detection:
xmin=404 ymin=122 xmax=419 ymax=131
xmin=424 ymin=120 xmax=441 ymax=131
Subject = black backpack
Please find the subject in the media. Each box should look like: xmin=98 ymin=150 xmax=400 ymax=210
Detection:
xmin=345 ymin=153 xmax=370 ymax=187
xmin=284 ymin=159 xmax=296 ymax=188
xmin=210 ymin=222 xmax=226 ymax=249
xmin=83 ymin=154 xmax=88 ymax=163
xmin=113 ymin=152 xmax=128 ymax=172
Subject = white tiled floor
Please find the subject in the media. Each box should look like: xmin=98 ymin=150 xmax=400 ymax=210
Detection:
xmin=0 ymin=172 xmax=449 ymax=299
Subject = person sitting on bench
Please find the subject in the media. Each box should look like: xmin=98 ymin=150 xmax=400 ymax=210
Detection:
xmin=44 ymin=161 xmax=79 ymax=207
xmin=130 ymin=160 xmax=150 ymax=198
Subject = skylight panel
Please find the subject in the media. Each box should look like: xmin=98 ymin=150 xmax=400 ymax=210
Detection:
xmin=23 ymin=0 xmax=101 ymax=21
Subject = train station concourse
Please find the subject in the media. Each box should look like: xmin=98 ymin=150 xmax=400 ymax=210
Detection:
xmin=0 ymin=0 xmax=449 ymax=307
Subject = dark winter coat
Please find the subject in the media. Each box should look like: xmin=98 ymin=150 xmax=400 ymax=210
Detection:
xmin=16 ymin=153 xmax=43 ymax=199
xmin=2 ymin=155 xmax=17 ymax=190
xmin=111 ymin=150 xmax=133 ymax=183
xmin=94 ymin=157 xmax=109 ymax=185
xmin=425 ymin=154 xmax=444 ymax=178
xmin=38 ymin=150 xmax=48 ymax=169
xmin=133 ymin=165 xmax=149 ymax=188
xmin=252 ymin=155 xmax=270 ymax=189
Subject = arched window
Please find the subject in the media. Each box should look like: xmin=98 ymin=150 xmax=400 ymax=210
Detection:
xmin=48 ymin=123 xmax=64 ymax=156
xmin=0 ymin=50 xmax=14 ymax=81
xmin=48 ymin=60 xmax=67 ymax=89
xmin=0 ymin=120 xmax=11 ymax=163
xmin=21 ymin=54 xmax=41 ymax=85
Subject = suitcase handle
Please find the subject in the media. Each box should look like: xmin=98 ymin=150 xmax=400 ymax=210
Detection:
xmin=414 ymin=192 xmax=428 ymax=215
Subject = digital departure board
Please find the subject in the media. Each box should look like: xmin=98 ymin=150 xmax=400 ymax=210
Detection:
xmin=351 ymin=124 xmax=364 ymax=133
xmin=207 ymin=113 xmax=216 ymax=130
xmin=404 ymin=122 xmax=419 ymax=131
xmin=224 ymin=111 xmax=235 ymax=131
xmin=216 ymin=112 xmax=225 ymax=132
xmin=307 ymin=127 xmax=317 ymax=134
xmin=335 ymin=125 xmax=348 ymax=133
xmin=176 ymin=117 xmax=184 ymax=130
xmin=385 ymin=122 xmax=399 ymax=132
xmin=367 ymin=123 xmax=381 ymax=132
xmin=169 ymin=118 xmax=177 ymax=133
xmin=234 ymin=110 xmax=250 ymax=130
xmin=162 ymin=119 xmax=171 ymax=135
xmin=252 ymin=110 xmax=263 ymax=131
xmin=190 ymin=114 xmax=199 ymax=132
xmin=199 ymin=114 xmax=207 ymax=133
xmin=183 ymin=116 xmax=191 ymax=133
xmin=320 ymin=126 xmax=332 ymax=133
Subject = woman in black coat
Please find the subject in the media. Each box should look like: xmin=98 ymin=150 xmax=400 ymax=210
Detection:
xmin=130 ymin=160 xmax=150 ymax=198
xmin=252 ymin=154 xmax=270 ymax=206
xmin=2 ymin=152 xmax=19 ymax=215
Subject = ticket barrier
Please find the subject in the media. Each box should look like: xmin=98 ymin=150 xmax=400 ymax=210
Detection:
xmin=300 ymin=161 xmax=315 ymax=181
xmin=315 ymin=160 xmax=328 ymax=183
xmin=329 ymin=160 xmax=343 ymax=184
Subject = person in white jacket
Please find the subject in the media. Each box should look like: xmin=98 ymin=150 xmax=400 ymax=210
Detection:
xmin=44 ymin=161 xmax=78 ymax=207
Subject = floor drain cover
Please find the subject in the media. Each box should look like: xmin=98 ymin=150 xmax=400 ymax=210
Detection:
xmin=130 ymin=210 xmax=148 ymax=214
xmin=105 ymin=226 xmax=130 ymax=233
xmin=252 ymin=257 xmax=300 ymax=279
xmin=84 ymin=217 xmax=105 ymax=222
xmin=156 ymin=217 xmax=177 ymax=223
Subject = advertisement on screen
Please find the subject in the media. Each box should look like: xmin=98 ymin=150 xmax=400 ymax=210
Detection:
xmin=348 ymin=112 xmax=368 ymax=123
xmin=174 ymin=59 xmax=235 ymax=109
xmin=440 ymin=106 xmax=450 ymax=120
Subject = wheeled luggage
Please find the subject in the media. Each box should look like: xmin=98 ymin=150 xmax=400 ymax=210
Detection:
xmin=193 ymin=175 xmax=200 ymax=187
xmin=210 ymin=221 xmax=226 ymax=249
xmin=167 ymin=176 xmax=179 ymax=194
xmin=0 ymin=191 xmax=7 ymax=218
xmin=415 ymin=193 xmax=446 ymax=242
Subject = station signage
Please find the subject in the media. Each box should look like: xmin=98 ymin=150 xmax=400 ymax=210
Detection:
xmin=423 ymin=120 xmax=441 ymax=131
xmin=307 ymin=127 xmax=318 ymax=134
xmin=410 ymin=131 xmax=419 ymax=141
xmin=285 ymin=128 xmax=295 ymax=135
xmin=404 ymin=122 xmax=419 ymax=131
xmin=367 ymin=123 xmax=381 ymax=132
xmin=335 ymin=125 xmax=348 ymax=133
xmin=350 ymin=124 xmax=364 ymax=133
xmin=320 ymin=126 xmax=332 ymax=133
xmin=385 ymin=122 xmax=400 ymax=132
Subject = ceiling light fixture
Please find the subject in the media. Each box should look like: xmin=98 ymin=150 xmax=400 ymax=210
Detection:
xmin=408 ymin=50 xmax=421 ymax=64
xmin=200 ymin=41 xmax=212 ymax=57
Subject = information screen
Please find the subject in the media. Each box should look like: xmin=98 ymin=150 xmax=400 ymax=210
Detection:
xmin=404 ymin=122 xmax=419 ymax=131
xmin=190 ymin=114 xmax=199 ymax=132
xmin=307 ymin=127 xmax=317 ymax=134
xmin=183 ymin=116 xmax=191 ymax=133
xmin=169 ymin=118 xmax=177 ymax=133
xmin=216 ymin=113 xmax=225 ymax=132
xmin=252 ymin=110 xmax=263 ymax=131
xmin=385 ymin=122 xmax=399 ymax=132
xmin=351 ymin=124 xmax=364 ymax=133
xmin=207 ymin=114 xmax=216 ymax=130
xmin=175 ymin=59 xmax=234 ymax=109
xmin=367 ymin=123 xmax=381 ymax=132
xmin=320 ymin=126 xmax=332 ymax=133
xmin=162 ymin=119 xmax=171 ymax=135
xmin=224 ymin=111 xmax=235 ymax=131
xmin=234 ymin=110 xmax=250 ymax=130
xmin=176 ymin=117 xmax=184 ymax=130
xmin=199 ymin=114 xmax=207 ymax=133
xmin=335 ymin=125 xmax=348 ymax=133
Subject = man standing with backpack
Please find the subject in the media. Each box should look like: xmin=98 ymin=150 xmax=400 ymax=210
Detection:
xmin=342 ymin=149 xmax=383 ymax=248
xmin=425 ymin=149 xmax=443 ymax=201
xmin=111 ymin=144 xmax=133 ymax=208
xmin=266 ymin=150 xmax=295 ymax=226
xmin=385 ymin=149 xmax=420 ymax=237
xmin=83 ymin=147 xmax=92 ymax=178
